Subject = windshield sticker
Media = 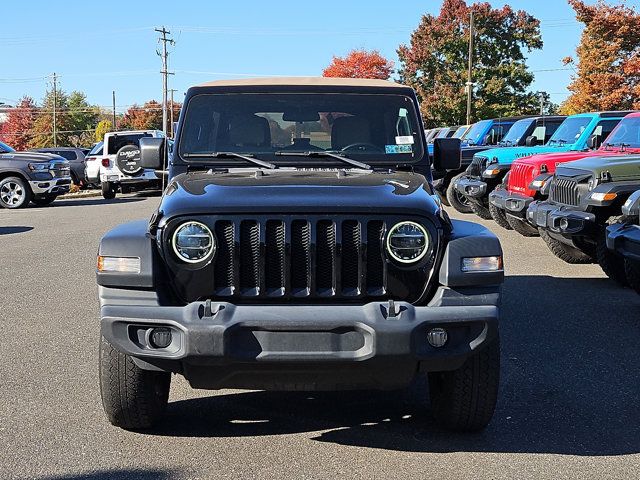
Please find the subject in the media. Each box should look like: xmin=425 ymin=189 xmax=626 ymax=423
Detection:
xmin=395 ymin=135 xmax=414 ymax=145
xmin=385 ymin=144 xmax=413 ymax=154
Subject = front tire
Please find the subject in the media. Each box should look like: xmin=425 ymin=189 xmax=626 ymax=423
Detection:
xmin=596 ymin=227 xmax=628 ymax=286
xmin=31 ymin=194 xmax=57 ymax=207
xmin=429 ymin=337 xmax=500 ymax=432
xmin=446 ymin=173 xmax=472 ymax=214
xmin=0 ymin=176 xmax=32 ymax=209
xmin=469 ymin=199 xmax=492 ymax=220
xmin=102 ymin=181 xmax=117 ymax=200
xmin=505 ymin=214 xmax=539 ymax=237
xmin=488 ymin=200 xmax=512 ymax=230
xmin=99 ymin=336 xmax=170 ymax=430
xmin=539 ymin=228 xmax=594 ymax=264
xmin=625 ymin=259 xmax=640 ymax=295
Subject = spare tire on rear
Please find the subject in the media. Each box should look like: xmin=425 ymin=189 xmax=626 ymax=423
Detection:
xmin=115 ymin=144 xmax=143 ymax=176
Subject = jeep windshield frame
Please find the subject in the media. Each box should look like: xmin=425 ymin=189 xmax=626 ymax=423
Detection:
xmin=176 ymin=91 xmax=426 ymax=169
xmin=547 ymin=116 xmax=592 ymax=146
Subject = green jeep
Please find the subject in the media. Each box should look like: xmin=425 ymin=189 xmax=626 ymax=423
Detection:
xmin=527 ymin=154 xmax=640 ymax=284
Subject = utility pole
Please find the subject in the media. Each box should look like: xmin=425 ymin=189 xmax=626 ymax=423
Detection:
xmin=169 ymin=89 xmax=177 ymax=137
xmin=155 ymin=27 xmax=175 ymax=137
xmin=52 ymin=72 xmax=57 ymax=147
xmin=112 ymin=91 xmax=117 ymax=130
xmin=539 ymin=93 xmax=545 ymax=116
xmin=466 ymin=11 xmax=474 ymax=125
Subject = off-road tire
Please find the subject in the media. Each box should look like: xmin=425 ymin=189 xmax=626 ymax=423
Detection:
xmin=624 ymin=259 xmax=640 ymax=295
xmin=446 ymin=173 xmax=472 ymax=214
xmin=99 ymin=336 xmax=170 ymax=430
xmin=429 ymin=336 xmax=500 ymax=432
xmin=539 ymin=228 xmax=594 ymax=264
xmin=596 ymin=218 xmax=629 ymax=286
xmin=506 ymin=214 xmax=538 ymax=237
xmin=0 ymin=176 xmax=32 ymax=209
xmin=488 ymin=200 xmax=512 ymax=230
xmin=101 ymin=181 xmax=116 ymax=200
xmin=31 ymin=194 xmax=57 ymax=207
xmin=469 ymin=200 xmax=492 ymax=220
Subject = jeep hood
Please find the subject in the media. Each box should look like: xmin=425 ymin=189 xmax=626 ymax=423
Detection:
xmin=0 ymin=151 xmax=64 ymax=163
xmin=513 ymin=148 xmax=640 ymax=170
xmin=558 ymin=154 xmax=640 ymax=181
xmin=157 ymin=169 xmax=440 ymax=218
xmin=476 ymin=145 xmax=579 ymax=165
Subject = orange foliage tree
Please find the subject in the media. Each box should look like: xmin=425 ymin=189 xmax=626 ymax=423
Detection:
xmin=561 ymin=0 xmax=640 ymax=114
xmin=322 ymin=49 xmax=394 ymax=80
xmin=0 ymin=96 xmax=37 ymax=150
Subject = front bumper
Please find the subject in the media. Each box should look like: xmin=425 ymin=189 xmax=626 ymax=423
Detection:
xmin=606 ymin=223 xmax=640 ymax=263
xmin=29 ymin=177 xmax=71 ymax=195
xmin=454 ymin=176 xmax=487 ymax=198
xmin=527 ymin=201 xmax=597 ymax=236
xmin=101 ymin=297 xmax=499 ymax=390
xmin=489 ymin=189 xmax=533 ymax=218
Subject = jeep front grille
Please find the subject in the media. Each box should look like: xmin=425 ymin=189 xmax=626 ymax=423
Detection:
xmin=508 ymin=162 xmax=535 ymax=193
xmin=549 ymin=177 xmax=580 ymax=206
xmin=211 ymin=217 xmax=387 ymax=299
xmin=467 ymin=156 xmax=487 ymax=177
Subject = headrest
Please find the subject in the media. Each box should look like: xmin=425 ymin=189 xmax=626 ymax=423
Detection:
xmin=228 ymin=115 xmax=271 ymax=147
xmin=331 ymin=116 xmax=371 ymax=150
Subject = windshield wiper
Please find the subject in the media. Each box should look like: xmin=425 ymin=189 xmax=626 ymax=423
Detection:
xmin=182 ymin=151 xmax=277 ymax=169
xmin=274 ymin=151 xmax=372 ymax=170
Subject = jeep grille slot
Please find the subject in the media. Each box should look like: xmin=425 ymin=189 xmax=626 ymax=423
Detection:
xmin=550 ymin=177 xmax=579 ymax=206
xmin=509 ymin=162 xmax=535 ymax=194
xmin=209 ymin=217 xmax=389 ymax=300
xmin=467 ymin=156 xmax=486 ymax=177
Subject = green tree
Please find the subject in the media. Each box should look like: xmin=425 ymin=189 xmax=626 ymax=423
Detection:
xmin=398 ymin=0 xmax=547 ymax=127
xmin=95 ymin=120 xmax=113 ymax=143
xmin=561 ymin=0 xmax=640 ymax=114
xmin=29 ymin=86 xmax=72 ymax=148
xmin=67 ymin=91 xmax=100 ymax=146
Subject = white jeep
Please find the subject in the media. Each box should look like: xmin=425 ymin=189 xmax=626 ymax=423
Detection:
xmin=92 ymin=130 xmax=165 ymax=199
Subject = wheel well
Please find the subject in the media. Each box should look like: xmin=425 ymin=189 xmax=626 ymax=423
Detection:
xmin=0 ymin=170 xmax=30 ymax=184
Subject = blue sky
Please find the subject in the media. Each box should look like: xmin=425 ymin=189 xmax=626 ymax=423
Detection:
xmin=1 ymin=0 xmax=633 ymax=112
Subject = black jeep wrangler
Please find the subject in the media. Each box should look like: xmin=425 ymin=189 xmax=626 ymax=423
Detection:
xmin=97 ymin=78 xmax=504 ymax=432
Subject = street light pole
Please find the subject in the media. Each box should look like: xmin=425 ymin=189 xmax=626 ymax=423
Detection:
xmin=466 ymin=11 xmax=474 ymax=125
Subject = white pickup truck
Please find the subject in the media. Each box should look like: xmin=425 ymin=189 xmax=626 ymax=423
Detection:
xmin=85 ymin=130 xmax=165 ymax=199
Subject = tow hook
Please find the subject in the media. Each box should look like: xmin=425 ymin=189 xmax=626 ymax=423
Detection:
xmin=386 ymin=299 xmax=401 ymax=318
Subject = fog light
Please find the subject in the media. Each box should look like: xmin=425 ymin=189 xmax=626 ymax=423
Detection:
xmin=559 ymin=218 xmax=569 ymax=230
xmin=427 ymin=328 xmax=448 ymax=348
xmin=149 ymin=327 xmax=172 ymax=349
xmin=97 ymin=256 xmax=141 ymax=274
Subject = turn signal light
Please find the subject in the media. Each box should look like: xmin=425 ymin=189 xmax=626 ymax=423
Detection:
xmin=97 ymin=256 xmax=141 ymax=274
xmin=461 ymin=256 xmax=503 ymax=273
xmin=590 ymin=192 xmax=617 ymax=202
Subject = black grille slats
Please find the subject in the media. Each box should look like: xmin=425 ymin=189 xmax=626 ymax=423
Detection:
xmin=210 ymin=217 xmax=387 ymax=299
xmin=550 ymin=177 xmax=579 ymax=206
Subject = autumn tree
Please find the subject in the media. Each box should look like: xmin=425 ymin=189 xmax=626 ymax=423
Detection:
xmin=67 ymin=91 xmax=100 ymax=146
xmin=561 ymin=0 xmax=640 ymax=114
xmin=398 ymin=0 xmax=547 ymax=127
xmin=119 ymin=100 xmax=163 ymax=130
xmin=323 ymin=49 xmax=394 ymax=79
xmin=0 ymin=96 xmax=37 ymax=150
xmin=95 ymin=120 xmax=113 ymax=142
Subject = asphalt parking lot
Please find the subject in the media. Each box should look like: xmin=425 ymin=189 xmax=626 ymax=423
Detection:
xmin=1 ymin=194 xmax=639 ymax=480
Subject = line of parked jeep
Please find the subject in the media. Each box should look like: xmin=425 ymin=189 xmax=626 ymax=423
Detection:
xmin=0 ymin=130 xmax=168 ymax=209
xmin=431 ymin=111 xmax=640 ymax=295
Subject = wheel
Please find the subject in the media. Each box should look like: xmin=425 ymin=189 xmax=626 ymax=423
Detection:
xmin=624 ymin=259 xmax=640 ymax=295
xmin=102 ymin=181 xmax=116 ymax=200
xmin=488 ymin=200 xmax=512 ymax=230
xmin=505 ymin=214 xmax=539 ymax=237
xmin=539 ymin=228 xmax=594 ymax=264
xmin=429 ymin=336 xmax=500 ymax=432
xmin=99 ymin=336 xmax=170 ymax=430
xmin=31 ymin=194 xmax=57 ymax=207
xmin=0 ymin=176 xmax=32 ymax=209
xmin=446 ymin=173 xmax=472 ymax=214
xmin=469 ymin=199 xmax=492 ymax=220
xmin=596 ymin=222 xmax=628 ymax=286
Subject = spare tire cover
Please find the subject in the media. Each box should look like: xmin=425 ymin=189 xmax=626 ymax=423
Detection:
xmin=115 ymin=144 xmax=143 ymax=176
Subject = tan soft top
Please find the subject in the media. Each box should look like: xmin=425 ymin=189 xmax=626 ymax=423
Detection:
xmin=196 ymin=76 xmax=404 ymax=88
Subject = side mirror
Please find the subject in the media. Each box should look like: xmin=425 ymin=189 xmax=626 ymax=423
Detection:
xmin=525 ymin=135 xmax=538 ymax=147
xmin=587 ymin=134 xmax=602 ymax=149
xmin=433 ymin=137 xmax=461 ymax=171
xmin=622 ymin=189 xmax=640 ymax=216
xmin=139 ymin=137 xmax=166 ymax=170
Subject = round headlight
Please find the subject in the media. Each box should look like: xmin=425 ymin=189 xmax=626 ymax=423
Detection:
xmin=386 ymin=221 xmax=429 ymax=263
xmin=172 ymin=221 xmax=215 ymax=263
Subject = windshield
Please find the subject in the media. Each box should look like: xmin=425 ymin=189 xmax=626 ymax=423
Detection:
xmin=178 ymin=93 xmax=424 ymax=166
xmin=452 ymin=126 xmax=468 ymax=138
xmin=463 ymin=120 xmax=492 ymax=145
xmin=500 ymin=119 xmax=533 ymax=144
xmin=0 ymin=141 xmax=15 ymax=153
xmin=548 ymin=116 xmax=592 ymax=145
xmin=603 ymin=117 xmax=640 ymax=148
xmin=435 ymin=128 xmax=450 ymax=139
xmin=88 ymin=141 xmax=103 ymax=156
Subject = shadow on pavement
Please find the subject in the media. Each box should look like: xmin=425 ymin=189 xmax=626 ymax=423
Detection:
xmin=145 ymin=275 xmax=640 ymax=456
xmin=48 ymin=197 xmax=146 ymax=208
xmin=0 ymin=226 xmax=33 ymax=235
xmin=42 ymin=469 xmax=179 ymax=480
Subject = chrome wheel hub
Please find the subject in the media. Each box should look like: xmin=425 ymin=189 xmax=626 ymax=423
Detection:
xmin=0 ymin=182 xmax=25 ymax=206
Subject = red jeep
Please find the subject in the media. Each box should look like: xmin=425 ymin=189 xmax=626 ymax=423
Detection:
xmin=489 ymin=112 xmax=640 ymax=236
